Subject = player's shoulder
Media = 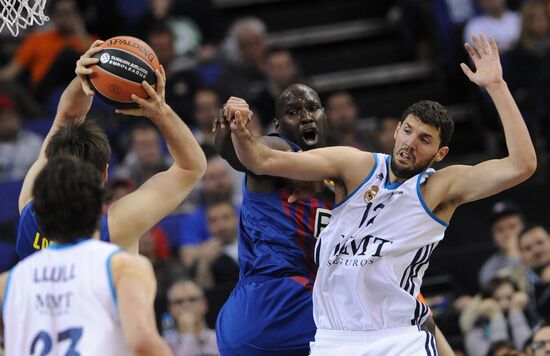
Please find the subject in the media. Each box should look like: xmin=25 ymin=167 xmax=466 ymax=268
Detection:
xmin=431 ymin=164 xmax=472 ymax=182
xmin=258 ymin=135 xmax=294 ymax=152
xmin=110 ymin=251 xmax=153 ymax=274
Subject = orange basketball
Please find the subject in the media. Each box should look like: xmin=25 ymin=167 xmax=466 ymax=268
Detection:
xmin=88 ymin=36 xmax=161 ymax=108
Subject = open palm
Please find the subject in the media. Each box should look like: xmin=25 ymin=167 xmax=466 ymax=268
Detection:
xmin=460 ymin=33 xmax=503 ymax=88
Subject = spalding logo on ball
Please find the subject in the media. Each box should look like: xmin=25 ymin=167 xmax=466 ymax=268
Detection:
xmin=88 ymin=36 xmax=161 ymax=108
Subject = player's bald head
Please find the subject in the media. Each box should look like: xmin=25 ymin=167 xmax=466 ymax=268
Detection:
xmin=275 ymin=84 xmax=321 ymax=119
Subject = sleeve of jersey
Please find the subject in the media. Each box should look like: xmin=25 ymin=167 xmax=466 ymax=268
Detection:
xmin=15 ymin=201 xmax=36 ymax=259
xmin=99 ymin=214 xmax=111 ymax=243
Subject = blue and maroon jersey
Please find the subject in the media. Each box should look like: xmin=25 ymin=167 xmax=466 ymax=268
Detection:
xmin=238 ymin=134 xmax=333 ymax=280
xmin=16 ymin=201 xmax=110 ymax=259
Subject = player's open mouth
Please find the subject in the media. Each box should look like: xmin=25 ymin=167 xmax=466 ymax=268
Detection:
xmin=302 ymin=128 xmax=318 ymax=145
xmin=398 ymin=150 xmax=414 ymax=163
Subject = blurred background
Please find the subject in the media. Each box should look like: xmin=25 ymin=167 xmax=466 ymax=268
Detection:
xmin=1 ymin=0 xmax=549 ymax=354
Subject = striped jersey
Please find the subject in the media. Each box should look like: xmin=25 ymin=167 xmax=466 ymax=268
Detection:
xmin=2 ymin=239 xmax=130 ymax=356
xmin=313 ymin=153 xmax=448 ymax=330
xmin=238 ymin=134 xmax=333 ymax=280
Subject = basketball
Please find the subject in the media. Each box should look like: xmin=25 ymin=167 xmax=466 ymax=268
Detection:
xmin=88 ymin=36 xmax=161 ymax=108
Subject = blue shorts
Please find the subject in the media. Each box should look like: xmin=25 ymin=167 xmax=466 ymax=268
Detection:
xmin=216 ymin=275 xmax=316 ymax=356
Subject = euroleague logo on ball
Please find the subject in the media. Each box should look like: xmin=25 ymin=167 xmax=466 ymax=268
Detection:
xmin=100 ymin=53 xmax=111 ymax=64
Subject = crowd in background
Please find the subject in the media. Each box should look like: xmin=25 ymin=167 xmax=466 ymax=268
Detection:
xmin=1 ymin=0 xmax=550 ymax=355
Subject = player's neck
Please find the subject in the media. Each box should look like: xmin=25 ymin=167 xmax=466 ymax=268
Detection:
xmin=388 ymin=167 xmax=407 ymax=185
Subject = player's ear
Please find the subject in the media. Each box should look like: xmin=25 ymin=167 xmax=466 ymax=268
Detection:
xmin=102 ymin=166 xmax=109 ymax=183
xmin=434 ymin=146 xmax=449 ymax=162
xmin=274 ymin=118 xmax=280 ymax=132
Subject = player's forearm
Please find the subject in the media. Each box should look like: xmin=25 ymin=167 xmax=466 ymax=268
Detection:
xmin=214 ymin=124 xmax=248 ymax=172
xmin=486 ymin=81 xmax=537 ymax=178
xmin=55 ymin=77 xmax=93 ymax=124
xmin=231 ymin=126 xmax=278 ymax=176
xmin=434 ymin=325 xmax=456 ymax=356
xmin=151 ymin=105 xmax=206 ymax=175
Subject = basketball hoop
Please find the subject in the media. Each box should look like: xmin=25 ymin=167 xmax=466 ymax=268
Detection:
xmin=0 ymin=0 xmax=49 ymax=37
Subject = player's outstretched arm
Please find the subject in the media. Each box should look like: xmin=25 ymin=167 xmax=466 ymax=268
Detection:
xmin=110 ymin=66 xmax=207 ymax=252
xmin=113 ymin=253 xmax=172 ymax=356
xmin=18 ymin=40 xmax=105 ymax=212
xmin=444 ymin=34 xmax=536 ymax=205
xmin=229 ymin=109 xmax=364 ymax=182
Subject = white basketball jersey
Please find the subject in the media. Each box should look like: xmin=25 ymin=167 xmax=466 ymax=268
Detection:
xmin=313 ymin=153 xmax=448 ymax=331
xmin=2 ymin=239 xmax=132 ymax=356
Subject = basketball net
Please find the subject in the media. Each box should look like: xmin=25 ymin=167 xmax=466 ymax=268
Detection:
xmin=0 ymin=0 xmax=49 ymax=37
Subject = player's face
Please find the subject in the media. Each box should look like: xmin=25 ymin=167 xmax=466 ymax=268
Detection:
xmin=492 ymin=215 xmax=524 ymax=251
xmin=390 ymin=115 xmax=448 ymax=179
xmin=519 ymin=227 xmax=550 ymax=270
xmin=277 ymin=87 xmax=328 ymax=150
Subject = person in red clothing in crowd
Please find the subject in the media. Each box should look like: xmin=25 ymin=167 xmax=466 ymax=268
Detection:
xmin=0 ymin=0 xmax=96 ymax=103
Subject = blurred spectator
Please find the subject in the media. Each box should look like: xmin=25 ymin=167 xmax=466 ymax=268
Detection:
xmin=126 ymin=0 xmax=219 ymax=60
xmin=192 ymin=88 xmax=220 ymax=146
xmin=504 ymin=0 xmax=550 ymax=139
xmin=179 ymin=155 xmax=237 ymax=269
xmin=325 ymin=91 xmax=376 ymax=150
xmin=246 ymin=106 xmax=265 ymax=137
xmin=0 ymin=82 xmax=44 ymax=118
xmin=216 ymin=17 xmax=268 ymax=101
xmin=0 ymin=0 xmax=95 ymax=102
xmin=252 ymin=49 xmax=306 ymax=127
xmin=114 ymin=121 xmax=172 ymax=186
xmin=194 ymin=200 xmax=239 ymax=290
xmin=164 ymin=280 xmax=219 ymax=356
xmin=486 ymin=340 xmax=520 ymax=356
xmin=147 ymin=24 xmax=201 ymax=122
xmin=0 ymin=95 xmax=42 ymax=182
xmin=140 ymin=228 xmax=184 ymax=331
xmin=376 ymin=116 xmax=400 ymax=154
xmin=463 ymin=0 xmax=521 ymax=53
xmin=518 ymin=224 xmax=550 ymax=322
xmin=461 ymin=277 xmax=533 ymax=356
xmin=104 ymin=177 xmax=136 ymax=205
xmin=478 ymin=201 xmax=525 ymax=288
xmin=0 ymin=220 xmax=18 ymax=273
xmin=529 ymin=324 xmax=550 ymax=355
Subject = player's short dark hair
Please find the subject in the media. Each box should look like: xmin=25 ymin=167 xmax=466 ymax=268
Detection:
xmin=33 ymin=156 xmax=103 ymax=244
xmin=45 ymin=120 xmax=111 ymax=173
xmin=400 ymin=100 xmax=454 ymax=147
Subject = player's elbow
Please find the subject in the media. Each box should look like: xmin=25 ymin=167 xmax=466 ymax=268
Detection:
xmin=195 ymin=153 xmax=207 ymax=177
xmin=519 ymin=153 xmax=537 ymax=180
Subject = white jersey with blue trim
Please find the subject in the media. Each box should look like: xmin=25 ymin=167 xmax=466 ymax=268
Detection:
xmin=2 ymin=239 xmax=131 ymax=356
xmin=313 ymin=153 xmax=448 ymax=331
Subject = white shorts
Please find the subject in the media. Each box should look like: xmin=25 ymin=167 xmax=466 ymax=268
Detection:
xmin=309 ymin=326 xmax=437 ymax=356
